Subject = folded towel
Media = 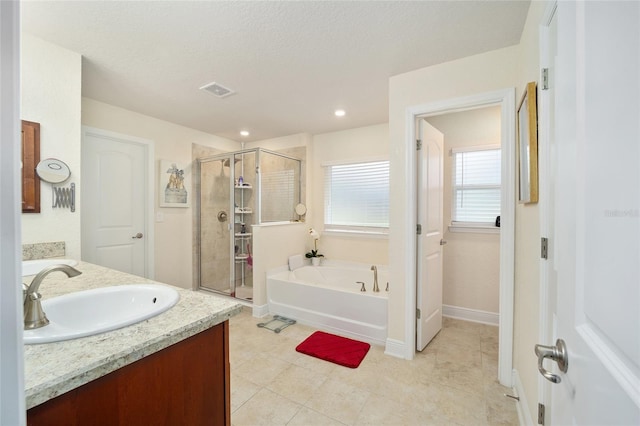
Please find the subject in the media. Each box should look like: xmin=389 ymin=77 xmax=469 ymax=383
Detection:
xmin=288 ymin=254 xmax=304 ymax=271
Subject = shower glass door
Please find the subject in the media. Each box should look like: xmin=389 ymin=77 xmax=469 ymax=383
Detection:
xmin=199 ymin=156 xmax=233 ymax=296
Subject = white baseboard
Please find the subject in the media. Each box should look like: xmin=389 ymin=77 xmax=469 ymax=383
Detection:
xmin=252 ymin=303 xmax=269 ymax=318
xmin=384 ymin=338 xmax=408 ymax=359
xmin=512 ymin=369 xmax=535 ymax=426
xmin=443 ymin=304 xmax=499 ymax=326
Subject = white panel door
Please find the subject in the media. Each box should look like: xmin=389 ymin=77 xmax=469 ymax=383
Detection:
xmin=541 ymin=2 xmax=640 ymax=423
xmin=416 ymin=119 xmax=444 ymax=351
xmin=82 ymin=128 xmax=149 ymax=277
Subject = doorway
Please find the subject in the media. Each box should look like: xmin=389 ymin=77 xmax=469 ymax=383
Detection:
xmin=406 ymin=89 xmax=516 ymax=386
xmin=416 ymin=107 xmax=503 ymax=350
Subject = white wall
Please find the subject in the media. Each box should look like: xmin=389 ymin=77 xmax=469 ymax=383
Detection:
xmin=246 ymin=133 xmax=311 ymax=152
xmin=251 ymin=222 xmax=308 ymax=310
xmin=388 ymin=46 xmax=519 ymax=349
xmin=20 ymin=33 xmax=240 ymax=290
xmin=21 ymin=34 xmax=82 ymax=259
xmin=250 ymin=126 xmax=390 ymax=266
xmin=513 ymin=0 xmax=548 ymax=421
xmin=311 ymin=123 xmax=389 ymax=265
xmin=426 ymin=107 xmax=501 ymax=314
xmin=82 ymin=98 xmax=238 ymax=288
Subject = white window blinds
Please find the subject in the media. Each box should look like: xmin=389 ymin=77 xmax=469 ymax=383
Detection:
xmin=452 ymin=148 xmax=501 ymax=224
xmin=324 ymin=160 xmax=389 ymax=232
xmin=261 ymin=169 xmax=295 ymax=222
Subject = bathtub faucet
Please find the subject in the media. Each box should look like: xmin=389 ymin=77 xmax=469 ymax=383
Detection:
xmin=371 ymin=265 xmax=380 ymax=292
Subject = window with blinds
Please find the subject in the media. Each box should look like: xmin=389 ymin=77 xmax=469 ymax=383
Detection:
xmin=324 ymin=160 xmax=389 ymax=233
xmin=261 ymin=169 xmax=295 ymax=222
xmin=452 ymin=147 xmax=501 ymax=225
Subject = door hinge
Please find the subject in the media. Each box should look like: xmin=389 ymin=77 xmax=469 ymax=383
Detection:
xmin=541 ymin=237 xmax=549 ymax=259
xmin=416 ymin=139 xmax=422 ymax=150
xmin=538 ymin=403 xmax=546 ymax=425
xmin=416 ymin=308 xmax=421 ymax=319
xmin=417 ymin=224 xmax=422 ymax=235
xmin=541 ymin=68 xmax=549 ymax=90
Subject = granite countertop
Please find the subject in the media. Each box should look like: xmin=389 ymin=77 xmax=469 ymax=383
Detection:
xmin=23 ymin=261 xmax=243 ymax=409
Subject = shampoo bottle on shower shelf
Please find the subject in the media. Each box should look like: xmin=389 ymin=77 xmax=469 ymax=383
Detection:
xmin=238 ymin=176 xmax=243 ymax=186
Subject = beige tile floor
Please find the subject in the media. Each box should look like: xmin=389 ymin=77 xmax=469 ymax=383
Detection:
xmin=229 ymin=308 xmax=519 ymax=425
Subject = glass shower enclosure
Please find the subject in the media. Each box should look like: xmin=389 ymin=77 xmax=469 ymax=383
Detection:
xmin=198 ymin=149 xmax=302 ymax=302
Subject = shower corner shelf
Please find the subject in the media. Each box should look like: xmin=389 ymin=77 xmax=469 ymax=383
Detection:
xmin=234 ymin=184 xmax=253 ymax=189
xmin=234 ymin=233 xmax=252 ymax=237
xmin=234 ymin=208 xmax=253 ymax=214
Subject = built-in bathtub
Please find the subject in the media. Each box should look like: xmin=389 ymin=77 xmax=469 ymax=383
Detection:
xmin=266 ymin=261 xmax=388 ymax=345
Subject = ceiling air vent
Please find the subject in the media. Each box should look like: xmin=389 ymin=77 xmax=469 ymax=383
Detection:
xmin=199 ymin=81 xmax=235 ymax=98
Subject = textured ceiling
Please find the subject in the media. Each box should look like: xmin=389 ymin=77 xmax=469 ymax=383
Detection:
xmin=21 ymin=1 xmax=530 ymax=142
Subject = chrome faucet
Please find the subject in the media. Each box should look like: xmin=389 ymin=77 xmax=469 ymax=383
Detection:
xmin=371 ymin=265 xmax=379 ymax=292
xmin=23 ymin=264 xmax=82 ymax=330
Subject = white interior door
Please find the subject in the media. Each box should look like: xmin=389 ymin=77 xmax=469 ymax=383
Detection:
xmin=539 ymin=2 xmax=640 ymax=423
xmin=416 ymin=119 xmax=444 ymax=351
xmin=82 ymin=127 xmax=150 ymax=278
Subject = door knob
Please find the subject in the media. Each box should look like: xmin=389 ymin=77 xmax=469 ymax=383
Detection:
xmin=440 ymin=239 xmax=447 ymax=245
xmin=534 ymin=338 xmax=568 ymax=383
xmin=132 ymin=233 xmax=143 ymax=239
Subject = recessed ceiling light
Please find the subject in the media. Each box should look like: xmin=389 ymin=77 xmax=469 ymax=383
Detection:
xmin=334 ymin=109 xmax=346 ymax=117
xmin=240 ymin=130 xmax=250 ymax=137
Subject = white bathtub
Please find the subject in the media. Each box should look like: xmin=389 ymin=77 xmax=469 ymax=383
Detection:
xmin=266 ymin=262 xmax=388 ymax=345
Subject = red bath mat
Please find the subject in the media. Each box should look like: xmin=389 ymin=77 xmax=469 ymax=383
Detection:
xmin=295 ymin=331 xmax=370 ymax=368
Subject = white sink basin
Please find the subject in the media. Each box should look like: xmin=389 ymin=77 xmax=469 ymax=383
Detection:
xmin=24 ymin=284 xmax=180 ymax=345
xmin=22 ymin=259 xmax=78 ymax=277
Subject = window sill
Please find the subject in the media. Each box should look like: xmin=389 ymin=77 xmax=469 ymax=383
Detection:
xmin=448 ymin=225 xmax=500 ymax=234
xmin=323 ymin=229 xmax=388 ymax=239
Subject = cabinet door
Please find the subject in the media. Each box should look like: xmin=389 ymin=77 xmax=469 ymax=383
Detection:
xmin=27 ymin=322 xmax=231 ymax=425
xmin=22 ymin=120 xmax=40 ymax=213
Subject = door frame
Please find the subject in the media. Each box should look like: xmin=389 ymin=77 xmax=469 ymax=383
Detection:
xmin=81 ymin=126 xmax=155 ymax=279
xmin=537 ymin=1 xmax=558 ymax=423
xmin=404 ymin=88 xmax=516 ymax=386
xmin=0 ymin=1 xmax=26 ymax=423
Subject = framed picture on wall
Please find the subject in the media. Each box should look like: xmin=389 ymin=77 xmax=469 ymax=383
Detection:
xmin=160 ymin=160 xmax=190 ymax=208
xmin=517 ymin=81 xmax=539 ymax=204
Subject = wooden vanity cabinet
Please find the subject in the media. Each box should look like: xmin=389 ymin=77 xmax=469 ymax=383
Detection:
xmin=27 ymin=321 xmax=231 ymax=426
